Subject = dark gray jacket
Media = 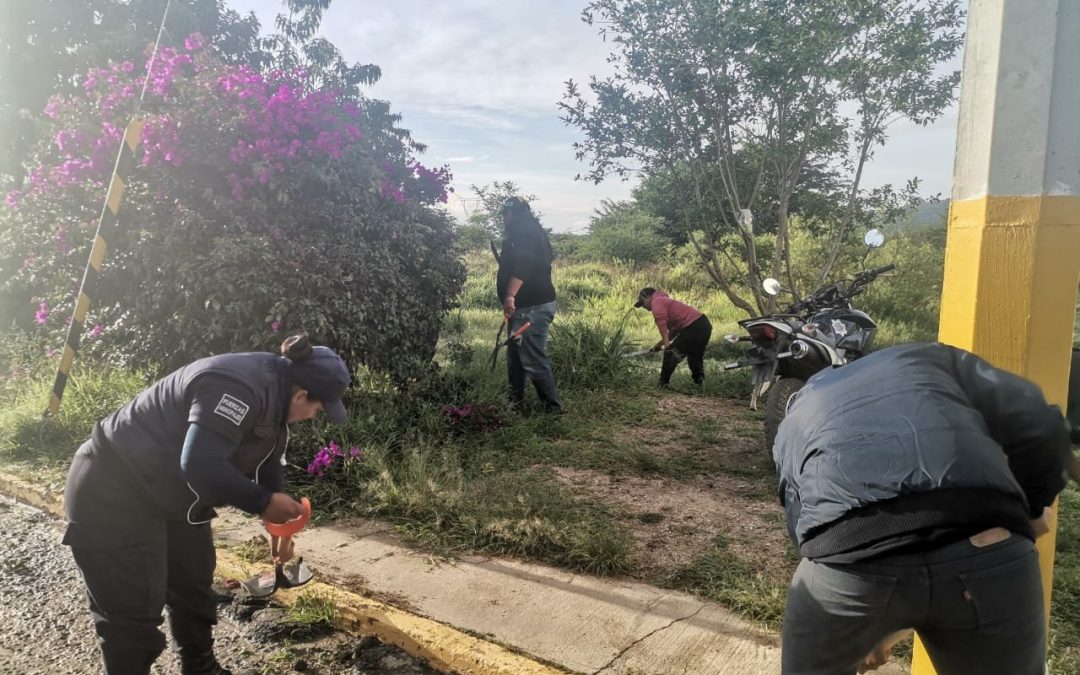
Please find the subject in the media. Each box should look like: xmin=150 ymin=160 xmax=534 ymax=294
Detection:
xmin=774 ymin=342 xmax=1067 ymax=547
xmin=96 ymin=352 xmax=291 ymax=520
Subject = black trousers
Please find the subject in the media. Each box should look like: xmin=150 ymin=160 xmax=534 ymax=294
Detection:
xmin=63 ymin=441 xmax=219 ymax=675
xmin=660 ymin=315 xmax=713 ymax=385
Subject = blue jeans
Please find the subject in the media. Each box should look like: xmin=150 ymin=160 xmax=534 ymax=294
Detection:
xmin=507 ymin=301 xmax=561 ymax=412
xmin=781 ymin=532 xmax=1045 ymax=675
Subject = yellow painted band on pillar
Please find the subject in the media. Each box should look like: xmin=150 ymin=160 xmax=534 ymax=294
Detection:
xmin=74 ymin=293 xmax=91 ymax=323
xmin=48 ymin=393 xmax=61 ymax=416
xmin=938 ymin=195 xmax=1080 ymax=404
xmin=947 ymin=194 xmax=1080 ymax=229
xmin=105 ymin=176 xmax=126 ymax=215
xmin=914 ymin=194 xmax=1080 ymax=674
xmin=89 ymin=236 xmax=107 ymax=271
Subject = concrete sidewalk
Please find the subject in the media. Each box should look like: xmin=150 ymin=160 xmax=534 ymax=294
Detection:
xmin=0 ymin=470 xmax=907 ymax=675
xmin=215 ymin=511 xmax=902 ymax=675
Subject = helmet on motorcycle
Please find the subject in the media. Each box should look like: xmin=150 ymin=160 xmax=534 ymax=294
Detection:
xmin=806 ymin=308 xmax=877 ymax=356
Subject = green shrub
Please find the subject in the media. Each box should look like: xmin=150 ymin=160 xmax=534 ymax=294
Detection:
xmin=548 ymin=309 xmax=637 ymax=389
xmin=582 ymin=209 xmax=667 ymax=266
xmin=551 ymin=232 xmax=588 ymax=260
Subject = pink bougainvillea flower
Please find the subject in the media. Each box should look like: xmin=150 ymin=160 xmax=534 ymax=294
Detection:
xmin=271 ymin=321 xmax=282 ymax=332
xmin=184 ymin=33 xmax=206 ymax=52
xmin=35 ymin=302 xmax=50 ymax=325
xmin=89 ymin=324 xmax=104 ymax=338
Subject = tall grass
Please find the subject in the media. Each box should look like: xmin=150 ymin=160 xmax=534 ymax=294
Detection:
xmin=0 ymin=364 xmax=147 ymax=479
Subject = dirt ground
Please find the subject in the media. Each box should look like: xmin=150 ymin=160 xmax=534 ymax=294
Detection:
xmin=554 ymin=394 xmax=796 ymax=585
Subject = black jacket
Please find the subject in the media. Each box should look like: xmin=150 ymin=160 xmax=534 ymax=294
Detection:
xmin=496 ymin=221 xmax=556 ymax=308
xmin=774 ymin=342 xmax=1068 ymax=552
xmin=96 ymin=353 xmax=292 ymax=520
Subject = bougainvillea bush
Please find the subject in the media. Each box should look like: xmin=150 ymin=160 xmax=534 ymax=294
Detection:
xmin=0 ymin=35 xmax=463 ymax=377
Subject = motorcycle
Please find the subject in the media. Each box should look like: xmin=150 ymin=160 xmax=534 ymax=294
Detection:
xmin=723 ymin=229 xmax=894 ymax=450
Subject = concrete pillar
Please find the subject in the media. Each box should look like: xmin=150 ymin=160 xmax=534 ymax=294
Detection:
xmin=914 ymin=0 xmax=1080 ymax=672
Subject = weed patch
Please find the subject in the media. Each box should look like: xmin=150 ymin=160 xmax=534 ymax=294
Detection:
xmin=668 ymin=536 xmax=788 ymax=630
xmin=288 ymin=590 xmax=337 ymax=626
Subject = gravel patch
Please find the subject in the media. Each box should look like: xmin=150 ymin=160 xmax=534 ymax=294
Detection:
xmin=0 ymin=495 xmax=438 ymax=675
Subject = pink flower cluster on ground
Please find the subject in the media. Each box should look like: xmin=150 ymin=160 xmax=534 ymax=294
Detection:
xmin=34 ymin=302 xmax=49 ymax=325
xmin=441 ymin=403 xmax=505 ymax=433
xmin=306 ymin=441 xmax=362 ymax=479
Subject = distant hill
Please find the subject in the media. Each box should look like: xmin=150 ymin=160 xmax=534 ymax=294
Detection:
xmin=894 ymin=199 xmax=949 ymax=231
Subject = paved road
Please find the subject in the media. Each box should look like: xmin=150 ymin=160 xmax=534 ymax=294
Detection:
xmin=0 ymin=495 xmax=436 ymax=675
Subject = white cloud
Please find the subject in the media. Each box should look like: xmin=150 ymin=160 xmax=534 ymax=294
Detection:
xmin=226 ymin=0 xmax=961 ymax=228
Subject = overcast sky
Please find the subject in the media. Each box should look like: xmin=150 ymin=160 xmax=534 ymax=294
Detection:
xmin=229 ymin=0 xmax=961 ymax=232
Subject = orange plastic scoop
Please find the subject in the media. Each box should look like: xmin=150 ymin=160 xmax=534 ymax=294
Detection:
xmin=263 ymin=497 xmax=311 ymax=537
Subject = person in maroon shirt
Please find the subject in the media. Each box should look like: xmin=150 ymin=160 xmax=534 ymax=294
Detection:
xmin=634 ymin=287 xmax=712 ymax=388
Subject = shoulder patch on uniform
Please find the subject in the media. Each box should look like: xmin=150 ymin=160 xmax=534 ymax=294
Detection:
xmin=213 ymin=393 xmax=250 ymax=426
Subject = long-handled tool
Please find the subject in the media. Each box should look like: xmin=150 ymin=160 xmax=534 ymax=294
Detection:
xmin=489 ymin=315 xmax=507 ymax=370
xmin=489 ymin=317 xmax=532 ymax=372
xmin=241 ymin=497 xmax=316 ymax=598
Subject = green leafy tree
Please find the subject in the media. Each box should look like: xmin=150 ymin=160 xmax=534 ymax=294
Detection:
xmin=561 ymin=0 xmax=962 ymax=314
xmin=465 ymin=181 xmax=537 ymax=238
xmin=581 ymin=200 xmax=666 ymax=266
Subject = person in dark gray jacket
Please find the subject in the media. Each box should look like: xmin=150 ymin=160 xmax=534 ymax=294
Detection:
xmin=773 ymin=342 xmax=1070 ymax=675
xmin=63 ymin=334 xmax=350 ymax=675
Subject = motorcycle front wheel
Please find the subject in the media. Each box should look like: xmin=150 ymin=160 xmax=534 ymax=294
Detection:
xmin=764 ymin=377 xmax=805 ymax=452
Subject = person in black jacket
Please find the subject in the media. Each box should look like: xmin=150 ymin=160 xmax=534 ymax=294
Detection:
xmin=773 ymin=342 xmax=1070 ymax=675
xmin=63 ymin=334 xmax=350 ymax=675
xmin=497 ymin=197 xmax=562 ymax=414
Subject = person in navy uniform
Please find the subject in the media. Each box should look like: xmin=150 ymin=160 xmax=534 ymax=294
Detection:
xmin=63 ymin=334 xmax=350 ymax=675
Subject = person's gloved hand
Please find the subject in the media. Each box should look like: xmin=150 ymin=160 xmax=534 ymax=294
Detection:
xmin=502 ymin=296 xmax=516 ymax=316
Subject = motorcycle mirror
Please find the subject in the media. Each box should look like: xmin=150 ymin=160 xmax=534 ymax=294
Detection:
xmin=864 ymin=229 xmax=885 ymax=249
xmin=762 ymin=278 xmax=782 ymax=296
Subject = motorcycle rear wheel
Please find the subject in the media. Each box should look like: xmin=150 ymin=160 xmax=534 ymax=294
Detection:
xmin=764 ymin=377 xmax=805 ymax=452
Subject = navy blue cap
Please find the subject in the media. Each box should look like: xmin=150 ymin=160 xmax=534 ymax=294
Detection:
xmin=290 ymin=346 xmax=350 ymax=423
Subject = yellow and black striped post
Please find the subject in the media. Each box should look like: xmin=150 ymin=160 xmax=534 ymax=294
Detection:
xmin=45 ymin=118 xmax=144 ymax=417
